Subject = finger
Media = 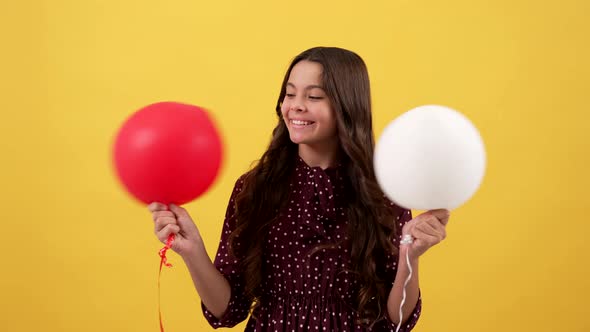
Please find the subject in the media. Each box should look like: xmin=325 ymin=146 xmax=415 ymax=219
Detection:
xmin=424 ymin=215 xmax=446 ymax=230
xmin=157 ymin=224 xmax=180 ymax=243
xmin=152 ymin=211 xmax=175 ymax=222
xmin=401 ymin=217 xmax=418 ymax=236
xmin=169 ymin=204 xmax=189 ymax=218
xmin=425 ymin=219 xmax=447 ymax=242
xmin=169 ymin=204 xmax=196 ymax=229
xmin=154 ymin=216 xmax=178 ymax=233
xmin=414 ymin=220 xmax=439 ymax=238
xmin=411 ymin=227 xmax=440 ymax=246
xmin=428 ymin=209 xmax=451 ymax=225
xmin=416 ymin=219 xmax=446 ymax=243
xmin=425 ymin=218 xmax=447 ymax=241
xmin=426 ymin=217 xmax=446 ymax=232
xmin=148 ymin=202 xmax=168 ymax=213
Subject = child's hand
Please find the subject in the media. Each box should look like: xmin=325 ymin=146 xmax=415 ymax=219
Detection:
xmin=148 ymin=202 xmax=204 ymax=258
xmin=401 ymin=209 xmax=450 ymax=260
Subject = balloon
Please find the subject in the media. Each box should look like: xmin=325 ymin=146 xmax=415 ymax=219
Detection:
xmin=112 ymin=101 xmax=223 ymax=205
xmin=374 ymin=105 xmax=486 ymax=210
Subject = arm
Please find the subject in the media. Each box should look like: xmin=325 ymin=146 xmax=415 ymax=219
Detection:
xmin=150 ymin=176 xmax=251 ymax=328
xmin=385 ymin=208 xmax=450 ymax=330
xmin=387 ymin=245 xmax=420 ymax=325
xmin=182 ymin=239 xmax=232 ymax=318
xmin=382 ymin=208 xmax=422 ymax=331
xmin=199 ymin=177 xmax=252 ymax=327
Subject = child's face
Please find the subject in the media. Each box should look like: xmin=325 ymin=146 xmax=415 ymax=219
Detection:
xmin=280 ymin=60 xmax=338 ymax=148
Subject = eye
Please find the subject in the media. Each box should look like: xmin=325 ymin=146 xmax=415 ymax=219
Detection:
xmin=308 ymin=96 xmax=324 ymax=100
xmin=285 ymin=93 xmax=295 ymax=98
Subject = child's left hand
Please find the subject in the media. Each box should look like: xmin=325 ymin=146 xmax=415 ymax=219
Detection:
xmin=401 ymin=209 xmax=450 ymax=260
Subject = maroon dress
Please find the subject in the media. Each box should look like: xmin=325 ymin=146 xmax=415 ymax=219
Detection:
xmin=202 ymin=157 xmax=421 ymax=331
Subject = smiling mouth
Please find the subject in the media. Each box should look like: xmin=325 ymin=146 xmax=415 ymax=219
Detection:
xmin=290 ymin=119 xmax=315 ymax=126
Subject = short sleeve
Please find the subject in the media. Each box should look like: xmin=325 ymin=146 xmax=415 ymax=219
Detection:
xmin=201 ymin=176 xmax=252 ymax=328
xmin=383 ymin=205 xmax=423 ymax=331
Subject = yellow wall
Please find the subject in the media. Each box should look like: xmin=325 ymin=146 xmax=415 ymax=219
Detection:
xmin=1 ymin=0 xmax=588 ymax=331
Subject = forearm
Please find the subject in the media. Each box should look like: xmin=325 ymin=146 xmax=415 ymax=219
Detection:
xmin=387 ymin=246 xmax=420 ymax=324
xmin=182 ymin=241 xmax=232 ymax=319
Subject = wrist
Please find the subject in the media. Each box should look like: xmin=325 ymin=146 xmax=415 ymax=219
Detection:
xmin=181 ymin=238 xmax=208 ymax=265
xmin=399 ymin=245 xmax=419 ymax=266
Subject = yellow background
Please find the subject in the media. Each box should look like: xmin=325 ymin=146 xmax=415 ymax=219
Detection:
xmin=1 ymin=0 xmax=588 ymax=331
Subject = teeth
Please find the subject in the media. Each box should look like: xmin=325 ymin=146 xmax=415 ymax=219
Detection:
xmin=292 ymin=120 xmax=313 ymax=125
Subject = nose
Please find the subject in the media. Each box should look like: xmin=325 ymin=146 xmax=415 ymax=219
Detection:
xmin=289 ymin=99 xmax=306 ymax=113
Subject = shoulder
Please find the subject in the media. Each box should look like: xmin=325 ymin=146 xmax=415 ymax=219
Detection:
xmin=229 ymin=168 xmax=264 ymax=196
xmin=230 ymin=173 xmax=249 ymax=195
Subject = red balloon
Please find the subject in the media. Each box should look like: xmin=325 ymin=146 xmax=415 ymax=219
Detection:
xmin=113 ymin=102 xmax=223 ymax=205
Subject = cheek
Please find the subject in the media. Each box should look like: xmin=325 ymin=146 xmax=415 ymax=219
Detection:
xmin=323 ymin=110 xmax=338 ymax=133
xmin=327 ymin=120 xmax=338 ymax=137
xmin=280 ymin=102 xmax=289 ymax=119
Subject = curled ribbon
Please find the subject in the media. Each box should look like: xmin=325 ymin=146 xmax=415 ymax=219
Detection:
xmin=158 ymin=233 xmax=175 ymax=332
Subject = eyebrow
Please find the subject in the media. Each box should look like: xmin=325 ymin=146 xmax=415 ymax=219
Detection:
xmin=286 ymin=82 xmax=325 ymax=91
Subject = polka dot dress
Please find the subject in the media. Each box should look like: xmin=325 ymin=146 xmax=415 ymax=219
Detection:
xmin=202 ymin=157 xmax=421 ymax=331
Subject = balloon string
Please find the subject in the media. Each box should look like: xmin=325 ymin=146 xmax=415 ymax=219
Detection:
xmin=396 ymin=235 xmax=414 ymax=332
xmin=158 ymin=233 xmax=175 ymax=332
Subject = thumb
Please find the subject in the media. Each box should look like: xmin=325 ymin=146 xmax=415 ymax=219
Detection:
xmin=169 ymin=204 xmax=196 ymax=228
xmin=402 ymin=216 xmax=417 ymax=236
xmin=427 ymin=209 xmax=451 ymax=225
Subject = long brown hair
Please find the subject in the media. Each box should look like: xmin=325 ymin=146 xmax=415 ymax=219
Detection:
xmin=230 ymin=47 xmax=400 ymax=326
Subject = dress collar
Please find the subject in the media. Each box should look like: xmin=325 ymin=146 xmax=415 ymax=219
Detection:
xmin=296 ymin=155 xmax=344 ymax=172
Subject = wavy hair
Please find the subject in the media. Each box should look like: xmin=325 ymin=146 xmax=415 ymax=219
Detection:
xmin=229 ymin=47 xmax=400 ymax=326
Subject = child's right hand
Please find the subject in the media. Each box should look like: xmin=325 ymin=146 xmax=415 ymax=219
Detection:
xmin=148 ymin=202 xmax=204 ymax=258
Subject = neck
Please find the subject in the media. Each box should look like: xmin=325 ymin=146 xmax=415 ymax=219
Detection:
xmin=298 ymin=141 xmax=341 ymax=170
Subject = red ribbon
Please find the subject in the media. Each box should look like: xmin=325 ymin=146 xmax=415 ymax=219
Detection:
xmin=158 ymin=233 xmax=175 ymax=332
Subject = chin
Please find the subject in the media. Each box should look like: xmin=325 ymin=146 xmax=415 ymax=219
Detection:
xmin=289 ymin=136 xmax=305 ymax=144
xmin=288 ymin=133 xmax=306 ymax=144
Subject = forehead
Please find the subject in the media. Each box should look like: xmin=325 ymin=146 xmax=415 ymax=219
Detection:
xmin=288 ymin=60 xmax=324 ymax=86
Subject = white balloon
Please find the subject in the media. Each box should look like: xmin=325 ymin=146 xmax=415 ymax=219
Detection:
xmin=374 ymin=105 xmax=486 ymax=210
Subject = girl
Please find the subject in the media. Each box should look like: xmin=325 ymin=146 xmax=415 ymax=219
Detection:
xmin=149 ymin=47 xmax=450 ymax=331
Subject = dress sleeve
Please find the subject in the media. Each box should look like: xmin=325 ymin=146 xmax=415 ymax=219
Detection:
xmin=201 ymin=176 xmax=252 ymax=328
xmin=383 ymin=204 xmax=422 ymax=331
